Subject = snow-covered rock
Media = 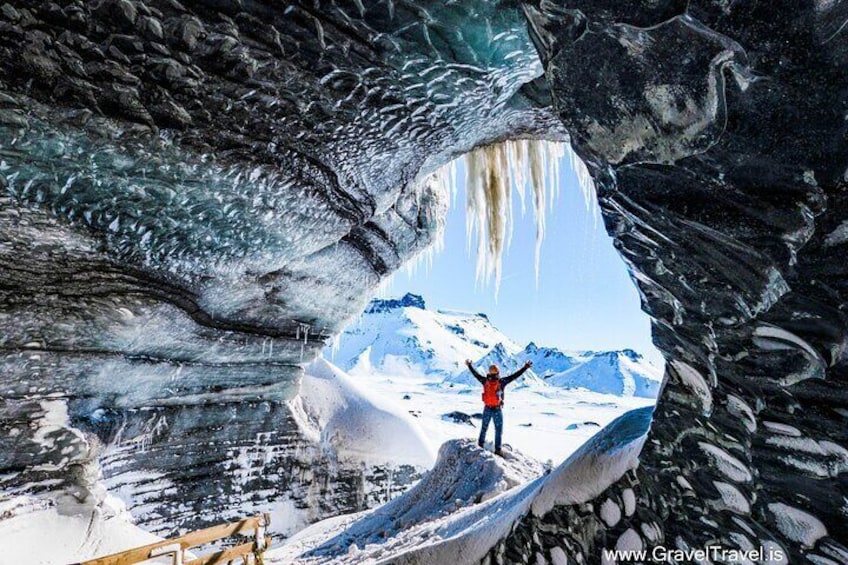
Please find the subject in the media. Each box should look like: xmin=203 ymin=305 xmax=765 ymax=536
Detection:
xmin=269 ymin=438 xmax=544 ymax=564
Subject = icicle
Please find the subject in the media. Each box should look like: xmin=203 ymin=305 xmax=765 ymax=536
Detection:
xmin=298 ymin=323 xmax=311 ymax=344
xmin=432 ymin=159 xmax=458 ymax=209
xmin=381 ymin=139 xmax=590 ymax=300
xmin=463 ymin=139 xmax=584 ymax=293
xmin=528 ymin=140 xmax=548 ymax=285
xmin=507 ymin=140 xmax=528 ymax=217
xmin=465 ymin=143 xmax=513 ymax=297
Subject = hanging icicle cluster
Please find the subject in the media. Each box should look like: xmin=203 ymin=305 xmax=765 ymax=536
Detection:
xmin=393 ymin=140 xmax=596 ymax=299
xmin=465 ymin=139 xmax=581 ymax=296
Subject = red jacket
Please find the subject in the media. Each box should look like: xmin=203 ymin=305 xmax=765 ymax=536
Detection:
xmin=467 ymin=364 xmax=529 ymax=408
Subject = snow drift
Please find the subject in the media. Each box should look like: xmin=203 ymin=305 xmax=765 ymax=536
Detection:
xmin=0 ymin=495 xmax=170 ymax=565
xmin=290 ymin=358 xmax=436 ymax=469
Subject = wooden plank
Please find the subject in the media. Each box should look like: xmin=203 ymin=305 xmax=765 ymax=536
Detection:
xmin=183 ymin=541 xmax=254 ymax=565
xmin=76 ymin=515 xmax=265 ymax=565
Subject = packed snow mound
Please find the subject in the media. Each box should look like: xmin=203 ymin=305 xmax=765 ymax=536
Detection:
xmin=269 ymin=439 xmax=543 ymax=564
xmin=530 ymin=406 xmax=653 ymax=516
xmin=290 ymin=358 xmax=436 ymax=468
xmin=269 ymin=407 xmax=653 ymax=565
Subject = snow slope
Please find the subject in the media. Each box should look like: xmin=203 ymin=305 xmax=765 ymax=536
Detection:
xmin=319 ymin=295 xmax=659 ymax=463
xmin=268 ymin=407 xmax=654 ymax=565
xmin=541 ymin=350 xmax=662 ymax=398
xmin=445 ymin=342 xmax=547 ymax=388
xmin=329 ymin=293 xmax=520 ymax=380
xmin=272 ymin=439 xmax=543 ymax=564
xmin=0 ymin=495 xmax=174 ymax=565
xmin=289 ymin=354 xmax=650 ymax=490
xmin=289 ymin=358 xmax=436 ymax=468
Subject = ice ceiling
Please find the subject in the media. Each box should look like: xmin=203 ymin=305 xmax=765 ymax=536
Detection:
xmin=1 ymin=0 xmax=847 ymax=563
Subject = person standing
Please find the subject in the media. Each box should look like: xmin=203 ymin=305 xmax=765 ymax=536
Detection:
xmin=465 ymin=359 xmax=533 ymax=457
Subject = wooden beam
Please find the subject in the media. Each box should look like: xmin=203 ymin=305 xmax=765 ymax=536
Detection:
xmin=184 ymin=537 xmax=270 ymax=565
xmin=183 ymin=541 xmax=254 ymax=565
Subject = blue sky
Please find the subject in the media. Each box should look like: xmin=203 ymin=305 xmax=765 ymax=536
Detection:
xmin=378 ymin=155 xmax=664 ymax=367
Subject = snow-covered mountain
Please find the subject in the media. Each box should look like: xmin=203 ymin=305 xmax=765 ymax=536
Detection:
xmin=326 ymin=294 xmax=662 ymax=398
xmin=539 ymin=350 xmax=661 ymax=397
xmin=329 ymin=293 xmax=520 ymax=379
xmin=444 ymin=342 xmax=548 ymax=388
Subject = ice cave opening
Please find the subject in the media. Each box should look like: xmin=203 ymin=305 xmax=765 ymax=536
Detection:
xmin=2 ymin=1 xmax=847 ymax=563
xmin=276 ymin=138 xmax=665 ymax=563
xmin=316 ymin=138 xmax=663 ymax=479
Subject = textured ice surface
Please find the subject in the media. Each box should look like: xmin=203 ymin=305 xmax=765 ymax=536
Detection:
xmin=600 ymin=497 xmax=622 ymax=527
xmin=767 ymin=503 xmax=828 ymax=549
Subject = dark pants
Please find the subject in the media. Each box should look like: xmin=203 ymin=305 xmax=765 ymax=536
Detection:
xmin=478 ymin=406 xmax=503 ymax=451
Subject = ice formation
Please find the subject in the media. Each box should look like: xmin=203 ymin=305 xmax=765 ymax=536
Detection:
xmin=392 ymin=138 xmax=593 ymax=296
xmin=464 ymin=140 xmax=565 ymax=293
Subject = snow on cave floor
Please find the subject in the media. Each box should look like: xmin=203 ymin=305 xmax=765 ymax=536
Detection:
xmin=0 ymin=359 xmax=654 ymax=565
xmin=0 ymin=495 xmax=175 ymax=565
xmin=270 ymin=438 xmax=546 ymax=565
xmin=338 ymin=360 xmax=655 ymax=465
xmin=267 ymin=360 xmax=655 ymax=563
xmin=268 ymin=407 xmax=654 ymax=565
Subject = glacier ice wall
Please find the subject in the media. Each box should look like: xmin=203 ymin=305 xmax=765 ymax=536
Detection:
xmin=0 ymin=0 xmax=563 ymax=537
xmin=489 ymin=1 xmax=848 ymax=563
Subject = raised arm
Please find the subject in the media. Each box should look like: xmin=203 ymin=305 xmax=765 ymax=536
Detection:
xmin=465 ymin=359 xmax=485 ymax=384
xmin=502 ymin=361 xmax=533 ymax=386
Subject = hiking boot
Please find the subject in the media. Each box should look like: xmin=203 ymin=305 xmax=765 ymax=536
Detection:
xmin=494 ymin=449 xmax=504 ymax=458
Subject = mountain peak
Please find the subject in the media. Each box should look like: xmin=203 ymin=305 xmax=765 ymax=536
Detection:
xmin=594 ymin=349 xmax=642 ymax=363
xmin=491 ymin=342 xmax=509 ymax=354
xmin=365 ymin=293 xmax=426 ymax=313
xmin=619 ymin=349 xmax=642 ymax=361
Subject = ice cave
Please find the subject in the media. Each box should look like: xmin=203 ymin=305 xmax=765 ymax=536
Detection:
xmin=1 ymin=0 xmax=847 ymax=564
